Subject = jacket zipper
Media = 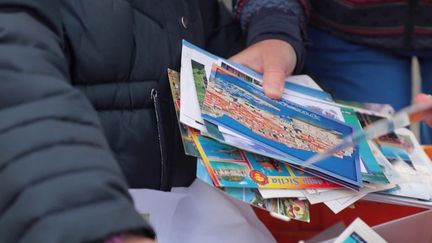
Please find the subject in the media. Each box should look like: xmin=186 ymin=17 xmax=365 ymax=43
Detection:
xmin=405 ymin=0 xmax=417 ymax=49
xmin=151 ymin=88 xmax=170 ymax=191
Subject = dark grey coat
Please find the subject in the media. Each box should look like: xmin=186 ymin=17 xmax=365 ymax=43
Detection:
xmin=0 ymin=0 xmax=242 ymax=242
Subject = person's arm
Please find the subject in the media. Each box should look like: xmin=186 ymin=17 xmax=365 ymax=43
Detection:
xmin=231 ymin=0 xmax=308 ymax=99
xmin=0 ymin=0 xmax=154 ymax=242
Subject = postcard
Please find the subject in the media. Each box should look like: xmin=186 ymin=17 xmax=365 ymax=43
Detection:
xmin=355 ymin=111 xmax=432 ymax=200
xmin=167 ymin=69 xmax=200 ymax=157
xmin=201 ymin=65 xmax=362 ymax=190
xmin=215 ymin=63 xmax=384 ymax=187
xmin=337 ymin=101 xmax=395 ymax=117
xmin=333 ymin=218 xmax=387 ymax=243
xmin=191 ymin=59 xmax=208 ymax=108
xmin=286 ymin=74 xmax=323 ymax=91
xmin=179 ymin=40 xmax=219 ymax=132
xmin=196 ymin=158 xmax=311 ymax=222
xmin=220 ymin=60 xmax=333 ymax=102
xmin=179 ymin=40 xmax=334 ymax=132
xmin=341 ymin=107 xmax=388 ymax=184
xmin=375 ymin=128 xmax=432 ymax=201
xmin=193 ymin=133 xmax=341 ymax=189
xmin=223 ymin=187 xmax=310 ymax=222
xmin=219 ymin=61 xmax=344 ymax=123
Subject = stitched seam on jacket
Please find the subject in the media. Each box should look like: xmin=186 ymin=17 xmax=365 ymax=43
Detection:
xmin=0 ymin=141 xmax=104 ymax=172
xmin=0 ymin=117 xmax=98 ymax=135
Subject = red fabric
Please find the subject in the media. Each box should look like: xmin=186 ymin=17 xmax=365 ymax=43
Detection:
xmin=254 ymin=201 xmax=426 ymax=243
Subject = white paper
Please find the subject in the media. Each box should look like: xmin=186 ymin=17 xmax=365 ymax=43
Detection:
xmin=305 ymin=188 xmax=332 ymax=194
xmin=303 ymin=188 xmax=353 ymax=205
xmin=258 ymin=188 xmax=305 ymax=199
xmin=323 ymin=183 xmax=395 ymax=214
xmin=130 ymin=179 xmax=276 ymax=243
xmin=129 ymin=189 xmax=187 ymax=242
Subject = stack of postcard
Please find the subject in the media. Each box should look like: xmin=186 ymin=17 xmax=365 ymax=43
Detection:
xmin=168 ymin=40 xmax=432 ymax=222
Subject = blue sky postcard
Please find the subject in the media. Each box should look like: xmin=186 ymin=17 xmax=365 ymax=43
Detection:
xmin=200 ymin=65 xmax=362 ymax=190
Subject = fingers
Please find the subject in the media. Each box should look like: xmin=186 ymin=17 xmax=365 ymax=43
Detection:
xmin=262 ymin=41 xmax=297 ymax=99
xmin=415 ymin=93 xmax=432 ymax=126
xmin=415 ymin=93 xmax=432 ymax=103
xmin=231 ymin=49 xmax=287 ymax=99
xmin=229 ymin=39 xmax=297 ymax=100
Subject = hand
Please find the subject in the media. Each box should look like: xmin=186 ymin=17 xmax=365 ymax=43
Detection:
xmin=229 ymin=39 xmax=297 ymax=99
xmin=122 ymin=234 xmax=156 ymax=243
xmin=415 ymin=93 xmax=432 ymax=126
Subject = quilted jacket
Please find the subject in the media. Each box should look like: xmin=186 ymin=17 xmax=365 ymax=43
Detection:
xmin=0 ymin=0 xmax=242 ymax=242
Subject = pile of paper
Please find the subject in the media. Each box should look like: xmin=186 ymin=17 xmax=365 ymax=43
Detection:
xmin=168 ymin=40 xmax=432 ymax=222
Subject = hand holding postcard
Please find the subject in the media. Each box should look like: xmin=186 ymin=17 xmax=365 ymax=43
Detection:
xmin=170 ymin=40 xmax=432 ymax=228
xmin=170 ymin=68 xmax=314 ymax=222
xmin=201 ymin=65 xmax=362 ymax=190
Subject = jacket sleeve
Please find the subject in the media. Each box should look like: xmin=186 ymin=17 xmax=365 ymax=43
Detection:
xmin=234 ymin=0 xmax=309 ymax=73
xmin=0 ymin=1 xmax=155 ymax=242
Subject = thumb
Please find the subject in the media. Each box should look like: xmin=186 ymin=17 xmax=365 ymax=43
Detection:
xmin=262 ymin=64 xmax=287 ymax=100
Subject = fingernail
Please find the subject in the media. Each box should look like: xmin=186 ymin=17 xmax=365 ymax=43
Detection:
xmin=265 ymin=82 xmax=284 ymax=99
